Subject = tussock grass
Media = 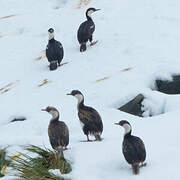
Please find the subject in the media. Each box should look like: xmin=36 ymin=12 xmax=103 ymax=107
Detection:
xmin=10 ymin=145 xmax=72 ymax=180
xmin=0 ymin=148 xmax=10 ymax=177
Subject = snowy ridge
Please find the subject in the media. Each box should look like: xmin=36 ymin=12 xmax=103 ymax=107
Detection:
xmin=1 ymin=0 xmax=180 ymax=179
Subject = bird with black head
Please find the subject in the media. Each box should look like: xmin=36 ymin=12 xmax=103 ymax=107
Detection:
xmin=115 ymin=120 xmax=146 ymax=175
xmin=77 ymin=8 xmax=100 ymax=52
xmin=46 ymin=28 xmax=64 ymax=70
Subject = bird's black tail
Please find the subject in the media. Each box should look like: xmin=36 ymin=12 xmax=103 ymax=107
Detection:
xmin=80 ymin=43 xmax=86 ymax=52
xmin=49 ymin=61 xmax=58 ymax=71
xmin=132 ymin=163 xmax=140 ymax=175
xmin=94 ymin=134 xmax=102 ymax=141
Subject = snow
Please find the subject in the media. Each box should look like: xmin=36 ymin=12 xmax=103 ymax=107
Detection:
xmin=0 ymin=0 xmax=180 ymax=179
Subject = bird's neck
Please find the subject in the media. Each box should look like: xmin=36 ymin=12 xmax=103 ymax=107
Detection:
xmin=75 ymin=94 xmax=84 ymax=109
xmin=86 ymin=13 xmax=93 ymax=21
xmin=48 ymin=32 xmax=55 ymax=41
xmin=123 ymin=124 xmax=132 ymax=137
xmin=78 ymin=100 xmax=85 ymax=110
xmin=50 ymin=111 xmax=59 ymax=122
xmin=87 ymin=16 xmax=93 ymax=21
xmin=48 ymin=38 xmax=55 ymax=43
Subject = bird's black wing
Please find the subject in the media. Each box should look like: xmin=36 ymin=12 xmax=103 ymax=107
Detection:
xmin=54 ymin=41 xmax=64 ymax=64
xmin=133 ymin=136 xmax=146 ymax=162
xmin=77 ymin=21 xmax=95 ymax=44
xmin=46 ymin=40 xmax=64 ymax=63
xmin=123 ymin=139 xmax=137 ymax=164
xmin=122 ymin=136 xmax=146 ymax=164
xmin=78 ymin=106 xmax=103 ymax=133
xmin=48 ymin=121 xmax=69 ymax=149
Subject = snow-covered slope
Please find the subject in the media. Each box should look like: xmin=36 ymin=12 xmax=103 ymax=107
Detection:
xmin=1 ymin=0 xmax=180 ymax=179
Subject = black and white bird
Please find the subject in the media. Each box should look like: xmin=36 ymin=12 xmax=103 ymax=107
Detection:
xmin=46 ymin=28 xmax=64 ymax=70
xmin=77 ymin=8 xmax=100 ymax=52
xmin=115 ymin=120 xmax=146 ymax=175
xmin=42 ymin=106 xmax=69 ymax=156
xmin=67 ymin=90 xmax=103 ymax=141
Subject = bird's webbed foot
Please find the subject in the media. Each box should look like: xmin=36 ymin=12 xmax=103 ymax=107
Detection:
xmin=86 ymin=135 xmax=93 ymax=142
xmin=90 ymin=40 xmax=98 ymax=46
xmin=140 ymin=162 xmax=147 ymax=168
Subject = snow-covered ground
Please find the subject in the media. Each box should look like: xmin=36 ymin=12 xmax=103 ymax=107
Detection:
xmin=1 ymin=0 xmax=180 ymax=179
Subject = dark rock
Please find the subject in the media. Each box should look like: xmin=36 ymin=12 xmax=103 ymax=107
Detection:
xmin=118 ymin=94 xmax=144 ymax=117
xmin=10 ymin=116 xmax=26 ymax=123
xmin=156 ymin=75 xmax=180 ymax=94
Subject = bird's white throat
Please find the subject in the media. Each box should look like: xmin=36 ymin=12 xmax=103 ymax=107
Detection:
xmin=122 ymin=123 xmax=131 ymax=135
xmin=74 ymin=94 xmax=84 ymax=106
xmin=48 ymin=32 xmax=54 ymax=40
xmin=87 ymin=10 xmax=94 ymax=17
xmin=49 ymin=110 xmax=59 ymax=120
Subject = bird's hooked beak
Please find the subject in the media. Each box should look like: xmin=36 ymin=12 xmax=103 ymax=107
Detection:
xmin=114 ymin=122 xmax=120 ymax=125
xmin=96 ymin=9 xmax=101 ymax=11
xmin=67 ymin=93 xmax=72 ymax=96
xmin=41 ymin=108 xmax=47 ymax=112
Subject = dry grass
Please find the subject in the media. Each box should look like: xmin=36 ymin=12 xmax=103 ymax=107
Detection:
xmin=76 ymin=0 xmax=91 ymax=9
xmin=93 ymin=67 xmax=133 ymax=83
xmin=95 ymin=77 xmax=109 ymax=83
xmin=38 ymin=79 xmax=51 ymax=87
xmin=34 ymin=50 xmax=46 ymax=61
xmin=0 ymin=80 xmax=20 ymax=94
xmin=0 ymin=14 xmax=19 ymax=21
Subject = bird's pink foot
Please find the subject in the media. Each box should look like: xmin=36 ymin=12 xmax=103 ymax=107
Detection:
xmin=90 ymin=41 xmax=98 ymax=46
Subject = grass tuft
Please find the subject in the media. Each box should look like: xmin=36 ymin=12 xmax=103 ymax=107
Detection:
xmin=10 ymin=145 xmax=72 ymax=180
xmin=0 ymin=147 xmax=10 ymax=177
xmin=76 ymin=0 xmax=91 ymax=9
xmin=38 ymin=79 xmax=51 ymax=87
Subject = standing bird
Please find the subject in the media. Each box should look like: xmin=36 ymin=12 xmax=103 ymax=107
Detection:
xmin=115 ymin=120 xmax=146 ymax=175
xmin=67 ymin=90 xmax=103 ymax=141
xmin=77 ymin=8 xmax=100 ymax=52
xmin=46 ymin=28 xmax=64 ymax=71
xmin=42 ymin=106 xmax=69 ymax=156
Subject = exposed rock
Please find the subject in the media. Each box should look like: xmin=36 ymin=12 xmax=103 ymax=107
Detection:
xmin=118 ymin=94 xmax=144 ymax=117
xmin=10 ymin=116 xmax=26 ymax=123
xmin=156 ymin=75 xmax=180 ymax=94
